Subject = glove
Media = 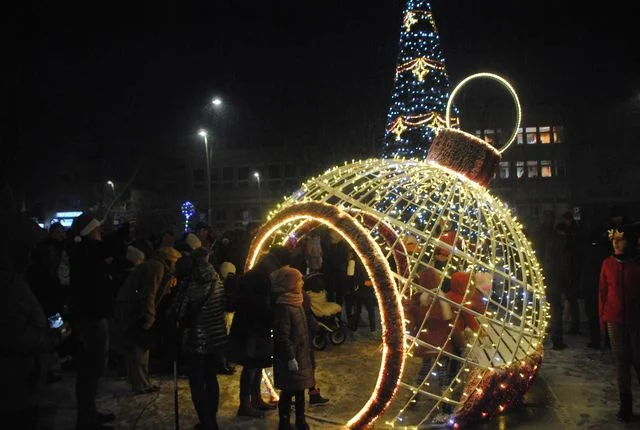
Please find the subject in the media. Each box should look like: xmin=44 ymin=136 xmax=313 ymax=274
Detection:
xmin=287 ymin=358 xmax=299 ymax=372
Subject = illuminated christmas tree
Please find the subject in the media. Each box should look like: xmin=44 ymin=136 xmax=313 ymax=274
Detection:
xmin=383 ymin=0 xmax=458 ymax=159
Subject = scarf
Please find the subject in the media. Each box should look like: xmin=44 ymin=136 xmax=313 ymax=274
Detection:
xmin=276 ymin=291 xmax=303 ymax=307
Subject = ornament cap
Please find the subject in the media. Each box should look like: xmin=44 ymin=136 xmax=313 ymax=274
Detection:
xmin=427 ymin=128 xmax=501 ymax=187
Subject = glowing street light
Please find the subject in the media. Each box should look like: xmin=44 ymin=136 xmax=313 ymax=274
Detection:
xmin=253 ymin=171 xmax=262 ymax=200
xmin=198 ymin=129 xmax=213 ymax=224
xmin=212 ymin=97 xmax=222 ymax=106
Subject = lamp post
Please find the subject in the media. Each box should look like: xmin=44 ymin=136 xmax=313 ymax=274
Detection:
xmin=253 ymin=171 xmax=262 ymax=201
xmin=198 ymin=129 xmax=213 ymax=225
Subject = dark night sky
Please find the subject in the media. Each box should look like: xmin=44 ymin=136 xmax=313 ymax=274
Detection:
xmin=3 ymin=1 xmax=639 ymax=166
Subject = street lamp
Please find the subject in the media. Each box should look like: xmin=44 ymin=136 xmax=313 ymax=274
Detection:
xmin=212 ymin=97 xmax=222 ymax=106
xmin=198 ymin=129 xmax=213 ymax=225
xmin=253 ymin=171 xmax=262 ymax=201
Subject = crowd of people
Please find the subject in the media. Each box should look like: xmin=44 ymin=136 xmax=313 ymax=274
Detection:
xmin=1 ymin=204 xmax=639 ymax=429
xmin=536 ymin=207 xmax=640 ymax=422
xmin=1 ymin=212 xmax=383 ymax=430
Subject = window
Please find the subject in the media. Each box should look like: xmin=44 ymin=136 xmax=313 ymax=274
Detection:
xmin=484 ymin=129 xmax=496 ymax=146
xmin=238 ymin=167 xmax=249 ymax=180
xmin=555 ymin=160 xmax=566 ymax=177
xmin=526 ymin=127 xmax=537 ymax=144
xmin=516 ymin=128 xmax=524 ymax=145
xmin=499 ymin=161 xmax=510 ymax=179
xmin=527 ymin=161 xmax=538 ymax=178
xmin=284 ymin=164 xmax=296 ymax=178
xmin=516 ymin=161 xmax=525 ymax=178
xmin=475 ymin=130 xmax=482 ymax=138
xmin=269 ymin=164 xmax=281 ymax=179
xmin=541 ymin=160 xmax=553 ymax=177
xmin=193 ymin=169 xmax=205 ymax=182
xmin=222 ymin=167 xmax=234 ymax=181
xmin=539 ymin=126 xmax=552 ymax=144
xmin=552 ymin=126 xmax=563 ymax=143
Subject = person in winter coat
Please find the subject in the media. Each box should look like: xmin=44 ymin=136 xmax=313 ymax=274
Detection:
xmin=272 ymin=267 xmax=314 ymax=430
xmin=67 ymin=213 xmax=117 ymax=430
xmin=300 ymin=289 xmax=329 ymax=406
xmin=228 ymin=246 xmax=291 ymax=417
xmin=115 ymin=246 xmax=180 ymax=394
xmin=183 ymin=247 xmax=228 ymax=430
xmin=0 ymin=213 xmax=71 ymax=429
xmin=28 ymin=222 xmax=68 ymax=316
xmin=406 ymin=267 xmax=459 ymax=420
xmin=446 ymin=271 xmax=491 ymax=348
xmin=598 ymin=224 xmax=640 ymax=422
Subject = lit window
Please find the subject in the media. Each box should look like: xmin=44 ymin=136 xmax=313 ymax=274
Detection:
xmin=555 ymin=160 xmax=566 ymax=177
xmin=552 ymin=126 xmax=563 ymax=143
xmin=541 ymin=160 xmax=552 ymax=177
xmin=539 ymin=126 xmax=551 ymax=144
xmin=526 ymin=127 xmax=537 ymax=144
xmin=475 ymin=130 xmax=482 ymax=138
xmin=516 ymin=128 xmax=524 ymax=145
xmin=516 ymin=161 xmax=525 ymax=178
xmin=527 ymin=161 xmax=538 ymax=178
xmin=499 ymin=161 xmax=510 ymax=179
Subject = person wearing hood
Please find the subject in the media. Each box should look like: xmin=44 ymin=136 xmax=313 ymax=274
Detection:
xmin=115 ymin=246 xmax=180 ymax=394
xmin=599 ymin=224 xmax=640 ymax=422
xmin=67 ymin=213 xmax=117 ymax=430
xmin=272 ymin=266 xmax=314 ymax=430
xmin=183 ymin=247 xmax=228 ymax=430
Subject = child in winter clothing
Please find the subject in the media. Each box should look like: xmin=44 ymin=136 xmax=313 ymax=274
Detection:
xmin=406 ymin=267 xmax=461 ymax=419
xmin=447 ymin=271 xmax=491 ymax=351
xmin=272 ymin=267 xmax=314 ymax=430
xmin=599 ymin=224 xmax=640 ymax=422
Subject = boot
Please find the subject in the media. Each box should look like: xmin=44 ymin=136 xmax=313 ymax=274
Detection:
xmin=617 ymin=392 xmax=633 ymax=422
xmin=237 ymin=396 xmax=264 ymax=418
xmin=295 ymin=395 xmax=310 ymax=429
xmin=279 ymin=394 xmax=293 ymax=430
xmin=308 ymin=388 xmax=329 ymax=406
xmin=252 ymin=393 xmax=277 ymax=410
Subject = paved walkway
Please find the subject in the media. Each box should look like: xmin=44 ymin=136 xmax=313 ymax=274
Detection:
xmin=37 ymin=327 xmax=639 ymax=429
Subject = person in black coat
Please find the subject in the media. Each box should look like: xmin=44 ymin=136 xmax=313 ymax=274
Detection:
xmin=272 ymin=267 xmax=314 ymax=430
xmin=0 ymin=213 xmax=71 ymax=429
xmin=183 ymin=247 xmax=228 ymax=430
xmin=228 ymin=246 xmax=291 ymax=417
xmin=68 ymin=213 xmax=117 ymax=430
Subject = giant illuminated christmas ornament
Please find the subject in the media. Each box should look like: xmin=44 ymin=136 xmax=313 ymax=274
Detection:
xmin=246 ymin=73 xmax=547 ymax=429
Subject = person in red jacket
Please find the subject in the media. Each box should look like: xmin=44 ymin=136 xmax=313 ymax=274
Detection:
xmin=446 ymin=271 xmax=491 ymax=351
xmin=599 ymin=224 xmax=640 ymax=422
xmin=406 ymin=267 xmax=461 ymax=421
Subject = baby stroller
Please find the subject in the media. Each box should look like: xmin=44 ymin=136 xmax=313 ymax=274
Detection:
xmin=309 ymin=298 xmax=347 ymax=350
xmin=305 ymin=274 xmax=347 ymax=350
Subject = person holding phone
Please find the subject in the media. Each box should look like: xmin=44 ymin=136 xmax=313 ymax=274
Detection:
xmin=0 ymin=213 xmax=72 ymax=429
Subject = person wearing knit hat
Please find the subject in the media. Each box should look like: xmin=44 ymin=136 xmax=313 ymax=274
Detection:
xmin=406 ymin=267 xmax=457 ymax=420
xmin=272 ymin=267 xmax=314 ymax=430
xmin=67 ymin=211 xmax=117 ymax=429
xmin=126 ymin=246 xmax=145 ymax=267
xmin=185 ymin=233 xmax=202 ymax=252
xmin=114 ymin=246 xmax=181 ymax=395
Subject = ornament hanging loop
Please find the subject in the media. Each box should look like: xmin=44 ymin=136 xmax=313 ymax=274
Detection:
xmin=446 ymin=72 xmax=522 ymax=154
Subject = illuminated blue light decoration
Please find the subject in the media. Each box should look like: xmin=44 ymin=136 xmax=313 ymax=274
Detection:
xmin=383 ymin=0 xmax=459 ymax=159
xmin=181 ymin=201 xmax=196 ymax=232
